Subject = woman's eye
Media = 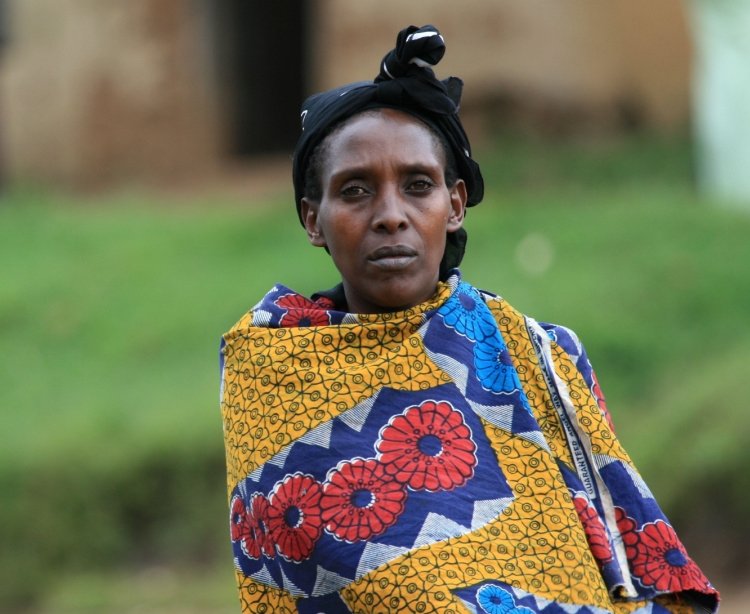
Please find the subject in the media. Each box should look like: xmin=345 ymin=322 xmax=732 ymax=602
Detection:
xmin=341 ymin=184 xmax=368 ymax=198
xmin=409 ymin=179 xmax=434 ymax=192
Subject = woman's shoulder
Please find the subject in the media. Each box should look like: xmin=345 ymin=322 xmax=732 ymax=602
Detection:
xmin=474 ymin=286 xmax=584 ymax=359
xmin=473 ymin=285 xmax=594 ymax=389
xmin=222 ymin=284 xmax=288 ymax=339
xmin=223 ymin=283 xmax=346 ymax=340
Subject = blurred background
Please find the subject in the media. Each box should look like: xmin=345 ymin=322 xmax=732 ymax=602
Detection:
xmin=1 ymin=0 xmax=749 ymax=611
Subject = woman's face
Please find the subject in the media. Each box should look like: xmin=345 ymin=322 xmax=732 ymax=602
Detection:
xmin=301 ymin=109 xmax=467 ymax=314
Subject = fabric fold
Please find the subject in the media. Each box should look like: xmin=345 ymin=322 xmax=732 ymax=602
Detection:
xmin=221 ymin=273 xmax=718 ymax=613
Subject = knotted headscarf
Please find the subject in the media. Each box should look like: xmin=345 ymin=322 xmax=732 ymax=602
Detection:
xmin=292 ymin=25 xmax=484 ymax=275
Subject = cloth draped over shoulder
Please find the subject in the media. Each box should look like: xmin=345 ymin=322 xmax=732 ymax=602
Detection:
xmin=220 ymin=273 xmax=718 ymax=614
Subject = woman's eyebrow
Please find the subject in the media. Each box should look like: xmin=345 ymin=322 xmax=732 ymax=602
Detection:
xmin=330 ymin=162 xmax=440 ymax=180
xmin=399 ymin=162 xmax=441 ymax=176
xmin=328 ymin=166 xmax=371 ymax=183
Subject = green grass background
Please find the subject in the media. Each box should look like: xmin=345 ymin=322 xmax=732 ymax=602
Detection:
xmin=1 ymin=133 xmax=749 ymax=610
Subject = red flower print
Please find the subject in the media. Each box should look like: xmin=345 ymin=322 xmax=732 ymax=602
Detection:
xmin=276 ymin=293 xmax=331 ymax=327
xmin=276 ymin=294 xmax=315 ymax=310
xmin=376 ymin=400 xmax=477 ymax=491
xmin=627 ymin=518 xmax=710 ymax=593
xmin=321 ymin=458 xmax=407 ymax=542
xmin=267 ymin=473 xmax=324 ymax=562
xmin=615 ymin=507 xmax=640 ymax=559
xmin=281 ymin=308 xmax=330 ymax=327
xmin=241 ymin=493 xmax=275 ymax=560
xmin=230 ymin=495 xmax=249 ymax=542
xmin=591 ymin=370 xmax=615 ymax=433
xmin=573 ymin=495 xmax=613 ymax=565
xmin=313 ymin=296 xmax=336 ymax=309
xmin=615 ymin=507 xmax=636 ymax=531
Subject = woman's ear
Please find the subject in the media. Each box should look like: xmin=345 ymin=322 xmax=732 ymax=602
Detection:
xmin=300 ymin=197 xmax=327 ymax=247
xmin=447 ymin=179 xmax=467 ymax=232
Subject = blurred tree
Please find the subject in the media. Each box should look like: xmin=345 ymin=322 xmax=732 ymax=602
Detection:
xmin=0 ymin=0 xmax=6 ymax=192
xmin=689 ymin=0 xmax=750 ymax=208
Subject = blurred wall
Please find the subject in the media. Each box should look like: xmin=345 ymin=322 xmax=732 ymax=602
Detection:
xmin=0 ymin=0 xmax=692 ymax=188
xmin=0 ymin=0 xmax=221 ymax=187
xmin=689 ymin=0 xmax=750 ymax=207
xmin=312 ymin=0 xmax=692 ymax=133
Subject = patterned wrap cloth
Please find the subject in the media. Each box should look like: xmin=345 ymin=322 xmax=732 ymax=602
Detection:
xmin=220 ymin=273 xmax=719 ymax=613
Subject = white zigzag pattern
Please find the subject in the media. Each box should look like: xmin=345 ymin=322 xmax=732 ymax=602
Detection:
xmin=338 ymin=392 xmax=379 ymax=433
xmin=594 ymin=454 xmax=654 ymax=500
xmin=468 ymin=399 xmax=515 ymax=431
xmin=297 ymin=420 xmax=333 ymax=449
xmin=279 ymin=566 xmax=305 ymax=597
xmin=250 ymin=563 xmax=280 ymax=590
xmin=413 ymin=512 xmax=469 ymax=548
xmin=264 ymin=498 xmax=515 ymax=598
xmin=250 ymin=309 xmax=272 ymax=327
xmin=266 ymin=444 xmax=292 ymax=469
xmin=469 ymin=400 xmax=551 ymax=452
xmin=456 ymin=597 xmax=479 ymax=614
xmin=311 ymin=565 xmax=351 ymax=597
xmin=246 ymin=465 xmax=263 ymax=483
xmin=245 ymin=393 xmax=379 ymax=485
xmin=513 ymin=429 xmax=551 ymax=452
xmin=509 ymin=583 xmax=612 ymax=614
xmin=422 ymin=345 xmax=470 ymax=393
xmin=355 ymin=542 xmax=409 ymax=579
xmin=471 ymin=497 xmax=514 ymax=530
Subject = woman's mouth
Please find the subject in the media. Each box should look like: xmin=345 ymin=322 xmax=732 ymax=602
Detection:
xmin=367 ymin=245 xmax=418 ymax=270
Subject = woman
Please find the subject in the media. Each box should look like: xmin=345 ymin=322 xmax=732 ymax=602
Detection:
xmin=220 ymin=25 xmax=718 ymax=614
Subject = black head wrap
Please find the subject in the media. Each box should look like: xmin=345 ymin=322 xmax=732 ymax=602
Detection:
xmin=292 ymin=25 xmax=484 ymax=275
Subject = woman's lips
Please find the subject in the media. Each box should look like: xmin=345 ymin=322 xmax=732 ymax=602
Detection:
xmin=367 ymin=245 xmax=418 ymax=270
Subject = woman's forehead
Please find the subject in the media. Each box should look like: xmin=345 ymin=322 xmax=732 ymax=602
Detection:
xmin=324 ymin=110 xmax=446 ymax=173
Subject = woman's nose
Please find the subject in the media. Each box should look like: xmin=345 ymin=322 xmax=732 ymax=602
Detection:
xmin=371 ymin=187 xmax=409 ymax=232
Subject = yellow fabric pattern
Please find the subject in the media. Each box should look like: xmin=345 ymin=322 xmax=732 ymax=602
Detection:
xmin=547 ymin=342 xmax=631 ymax=464
xmin=221 ymin=278 xmax=717 ymax=613
xmin=222 ymin=283 xmax=453 ymax=489
xmin=341 ymin=426 xmax=612 ymax=613
xmin=486 ymin=297 xmax=575 ymax=468
xmin=236 ymin=573 xmax=297 ymax=613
